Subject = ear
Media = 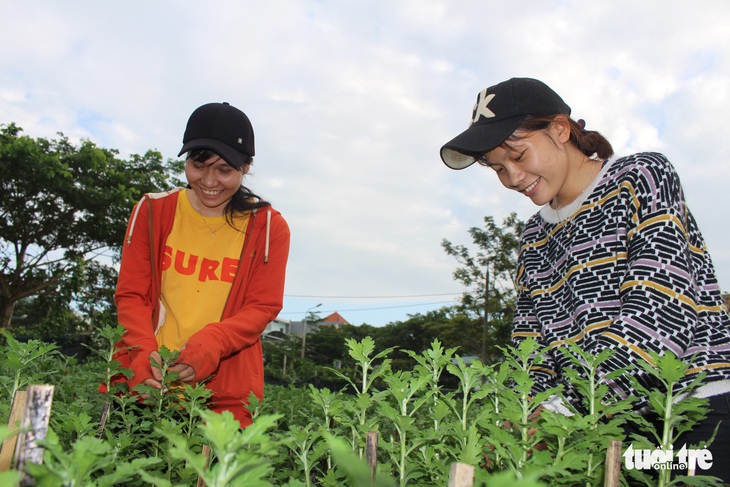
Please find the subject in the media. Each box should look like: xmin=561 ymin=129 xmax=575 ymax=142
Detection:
xmin=551 ymin=115 xmax=572 ymax=144
xmin=241 ymin=163 xmax=252 ymax=176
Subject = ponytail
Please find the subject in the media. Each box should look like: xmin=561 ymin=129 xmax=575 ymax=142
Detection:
xmin=517 ymin=115 xmax=614 ymax=160
xmin=567 ymin=118 xmax=613 ymax=160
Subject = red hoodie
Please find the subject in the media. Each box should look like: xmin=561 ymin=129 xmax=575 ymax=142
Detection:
xmin=111 ymin=188 xmax=290 ymax=426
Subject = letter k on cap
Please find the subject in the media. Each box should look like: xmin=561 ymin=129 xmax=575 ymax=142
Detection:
xmin=472 ymin=89 xmax=496 ymax=122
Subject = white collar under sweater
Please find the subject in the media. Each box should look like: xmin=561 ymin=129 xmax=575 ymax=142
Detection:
xmin=539 ymin=157 xmax=613 ymax=225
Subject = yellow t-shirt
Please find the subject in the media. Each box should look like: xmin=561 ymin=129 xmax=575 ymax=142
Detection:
xmin=156 ymin=190 xmax=249 ymax=351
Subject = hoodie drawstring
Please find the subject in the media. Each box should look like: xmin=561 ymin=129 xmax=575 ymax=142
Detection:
xmin=126 ymin=189 xmax=185 ymax=245
xmin=126 ymin=196 xmax=147 ymax=245
xmin=264 ymin=210 xmax=271 ymax=263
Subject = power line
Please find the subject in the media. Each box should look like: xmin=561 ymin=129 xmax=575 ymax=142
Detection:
xmin=279 ymin=299 xmax=460 ymax=316
xmin=285 ymin=292 xmax=463 ymax=299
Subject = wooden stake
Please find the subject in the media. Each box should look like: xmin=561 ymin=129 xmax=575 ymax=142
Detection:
xmin=366 ymin=430 xmax=378 ymax=482
xmin=14 ymin=386 xmax=54 ymax=468
xmin=0 ymin=390 xmax=28 ymax=471
xmin=96 ymin=401 xmax=110 ymax=439
xmin=603 ymin=440 xmax=622 ymax=487
xmin=196 ymin=444 xmax=212 ymax=487
xmin=448 ymin=462 xmax=474 ymax=487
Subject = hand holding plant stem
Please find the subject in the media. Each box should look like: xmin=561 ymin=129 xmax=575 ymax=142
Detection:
xmin=137 ymin=347 xmax=181 ymax=411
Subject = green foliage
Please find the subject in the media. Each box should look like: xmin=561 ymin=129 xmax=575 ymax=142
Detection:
xmin=25 ymin=429 xmax=162 ymax=486
xmin=0 ymin=122 xmax=183 ymax=333
xmin=323 ymin=432 xmax=398 ymax=487
xmin=0 ymin=327 xmax=724 ymax=486
xmin=162 ymin=410 xmax=281 ymax=487
xmin=442 ymin=213 xmax=524 ymax=363
xmin=626 ymin=351 xmax=721 ymax=487
xmin=0 ymin=329 xmax=61 ymax=400
xmin=263 ymin=310 xmax=484 ymax=397
xmin=538 ymin=342 xmax=636 ymax=486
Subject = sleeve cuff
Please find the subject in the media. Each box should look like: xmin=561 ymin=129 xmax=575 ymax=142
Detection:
xmin=541 ymin=394 xmax=575 ymax=416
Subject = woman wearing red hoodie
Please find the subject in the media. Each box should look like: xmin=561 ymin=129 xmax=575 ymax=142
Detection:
xmin=112 ymin=102 xmax=290 ymax=427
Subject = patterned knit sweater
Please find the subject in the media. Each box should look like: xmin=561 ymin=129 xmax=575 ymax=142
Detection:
xmin=512 ymin=152 xmax=730 ymax=413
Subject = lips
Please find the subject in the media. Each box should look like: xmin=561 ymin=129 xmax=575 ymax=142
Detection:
xmin=199 ymin=188 xmax=223 ymax=198
xmin=521 ymin=177 xmax=541 ymax=197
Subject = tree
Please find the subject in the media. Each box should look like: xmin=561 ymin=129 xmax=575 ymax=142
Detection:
xmin=8 ymin=260 xmax=117 ymax=356
xmin=441 ymin=212 xmax=524 ymax=364
xmin=374 ymin=307 xmax=481 ymax=371
xmin=262 ymin=333 xmax=301 ymax=382
xmin=0 ymin=123 xmax=183 ymax=330
xmin=306 ymin=324 xmax=347 ymax=366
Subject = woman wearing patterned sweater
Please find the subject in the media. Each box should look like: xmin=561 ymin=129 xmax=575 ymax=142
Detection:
xmin=440 ymin=77 xmax=730 ymax=480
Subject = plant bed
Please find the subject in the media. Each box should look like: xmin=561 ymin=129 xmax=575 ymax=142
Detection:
xmin=0 ymin=327 xmax=723 ymax=486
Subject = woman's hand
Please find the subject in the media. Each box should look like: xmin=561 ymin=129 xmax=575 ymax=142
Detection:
xmin=170 ymin=362 xmax=196 ymax=382
xmin=139 ymin=350 xmax=165 ymax=398
xmin=138 ymin=352 xmax=196 ymax=399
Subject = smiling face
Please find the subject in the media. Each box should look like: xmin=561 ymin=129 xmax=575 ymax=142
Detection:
xmin=185 ymin=153 xmax=248 ymax=217
xmin=480 ymin=116 xmax=587 ymax=208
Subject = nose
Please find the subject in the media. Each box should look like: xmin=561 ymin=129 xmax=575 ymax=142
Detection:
xmin=201 ymin=166 xmax=217 ymax=187
xmin=506 ymin=166 xmax=526 ymax=189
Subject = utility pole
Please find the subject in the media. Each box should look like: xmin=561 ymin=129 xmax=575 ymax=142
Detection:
xmin=300 ymin=303 xmax=322 ymax=359
xmin=482 ymin=263 xmax=490 ymax=365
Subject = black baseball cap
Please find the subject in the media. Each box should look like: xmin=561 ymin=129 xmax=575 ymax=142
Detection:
xmin=440 ymin=78 xmax=571 ymax=169
xmin=178 ymin=102 xmax=255 ymax=168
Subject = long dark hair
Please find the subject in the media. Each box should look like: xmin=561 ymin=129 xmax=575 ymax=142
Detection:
xmin=186 ymin=149 xmax=270 ymax=228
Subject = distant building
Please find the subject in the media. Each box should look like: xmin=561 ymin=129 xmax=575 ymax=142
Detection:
xmin=320 ymin=311 xmax=349 ymax=329
xmin=263 ymin=317 xmax=290 ymax=337
xmin=281 ymin=311 xmax=351 ymax=338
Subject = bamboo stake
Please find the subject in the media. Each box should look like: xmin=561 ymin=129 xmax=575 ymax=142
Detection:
xmin=0 ymin=390 xmax=28 ymax=471
xmin=448 ymin=462 xmax=474 ymax=487
xmin=603 ymin=440 xmax=622 ymax=487
xmin=366 ymin=430 xmax=378 ymax=482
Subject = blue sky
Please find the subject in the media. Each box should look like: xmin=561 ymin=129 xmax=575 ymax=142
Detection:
xmin=2 ymin=0 xmax=729 ymax=326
